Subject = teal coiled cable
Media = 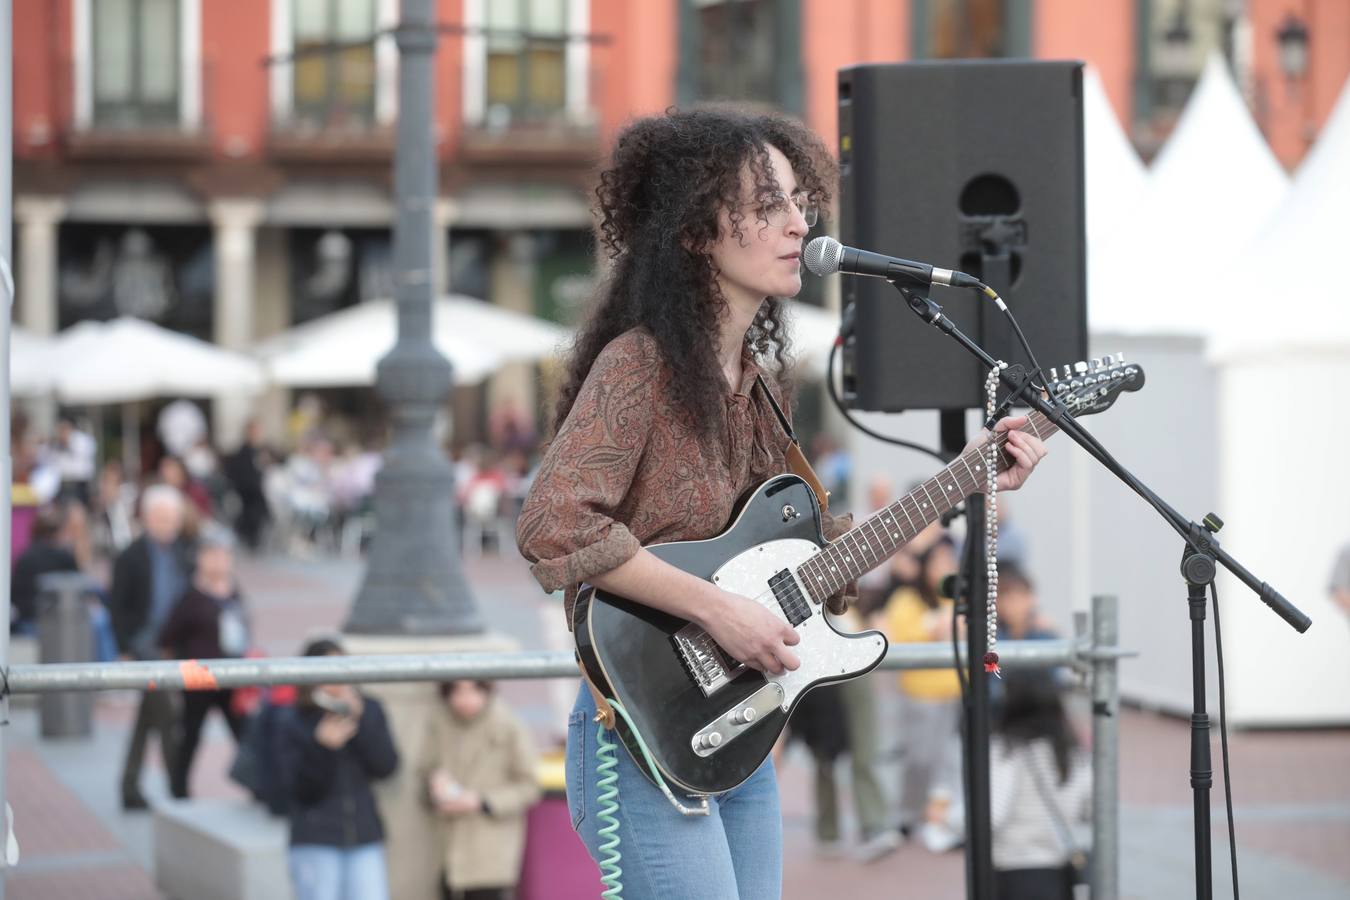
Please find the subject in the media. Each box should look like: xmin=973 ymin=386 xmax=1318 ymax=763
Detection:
xmin=592 ymin=697 xmax=710 ymax=899
xmin=594 ymin=721 xmax=624 ymax=899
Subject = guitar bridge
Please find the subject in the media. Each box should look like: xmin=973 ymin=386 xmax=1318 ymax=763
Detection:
xmin=673 ymin=624 xmax=744 ymax=698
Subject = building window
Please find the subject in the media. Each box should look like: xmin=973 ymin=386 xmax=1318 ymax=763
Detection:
xmin=696 ymin=0 xmax=777 ymax=104
xmin=911 ymin=0 xmax=1030 ymax=60
xmin=484 ymin=0 xmax=570 ymax=124
xmin=292 ymin=0 xmax=378 ymax=129
xmin=92 ymin=0 xmax=181 ymax=127
xmin=678 ymin=0 xmax=801 ymax=113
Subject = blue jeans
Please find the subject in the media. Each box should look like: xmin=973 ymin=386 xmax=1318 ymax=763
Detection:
xmin=288 ymin=843 xmax=389 ymax=900
xmin=567 ymin=684 xmax=782 ymax=900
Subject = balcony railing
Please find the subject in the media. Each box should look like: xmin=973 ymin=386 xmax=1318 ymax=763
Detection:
xmin=60 ymin=57 xmax=215 ymax=163
xmin=456 ymin=66 xmax=604 ymax=169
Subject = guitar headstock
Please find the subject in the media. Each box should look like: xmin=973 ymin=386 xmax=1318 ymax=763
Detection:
xmin=1046 ymin=354 xmax=1145 ymax=416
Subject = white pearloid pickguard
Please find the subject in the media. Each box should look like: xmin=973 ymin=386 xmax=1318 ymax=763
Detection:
xmin=709 ymin=538 xmax=887 ymax=710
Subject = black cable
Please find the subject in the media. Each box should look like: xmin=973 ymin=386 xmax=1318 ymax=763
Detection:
xmin=825 ymin=341 xmax=951 ymax=466
xmin=1211 ymin=579 xmax=1241 ymax=898
xmin=976 ymin=284 xmax=1048 ymax=392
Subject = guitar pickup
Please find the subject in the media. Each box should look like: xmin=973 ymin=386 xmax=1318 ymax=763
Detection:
xmin=769 ymin=569 xmax=812 ymax=626
xmin=690 ymin=682 xmax=786 ymax=758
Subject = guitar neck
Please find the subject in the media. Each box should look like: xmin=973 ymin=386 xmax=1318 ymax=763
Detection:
xmin=797 ymin=410 xmax=1060 ymax=603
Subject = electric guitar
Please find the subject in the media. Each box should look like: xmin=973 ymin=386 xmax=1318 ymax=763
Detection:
xmin=573 ymin=356 xmax=1145 ymax=795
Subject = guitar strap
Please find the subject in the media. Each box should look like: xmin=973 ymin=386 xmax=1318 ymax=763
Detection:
xmin=754 ymin=374 xmax=830 ymax=513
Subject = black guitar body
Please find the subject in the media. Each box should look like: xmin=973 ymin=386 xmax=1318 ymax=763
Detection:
xmin=573 ymin=474 xmax=889 ymax=796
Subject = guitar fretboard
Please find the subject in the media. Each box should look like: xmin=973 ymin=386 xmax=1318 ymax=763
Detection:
xmin=797 ymin=409 xmax=1059 ymax=602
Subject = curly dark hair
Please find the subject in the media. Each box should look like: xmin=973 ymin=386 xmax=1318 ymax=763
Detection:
xmin=552 ymin=106 xmax=836 ymax=437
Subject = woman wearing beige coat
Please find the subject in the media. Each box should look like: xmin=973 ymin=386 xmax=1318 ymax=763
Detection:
xmin=419 ymin=680 xmax=541 ymax=900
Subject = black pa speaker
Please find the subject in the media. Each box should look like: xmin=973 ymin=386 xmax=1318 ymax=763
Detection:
xmin=837 ymin=61 xmax=1088 ymax=411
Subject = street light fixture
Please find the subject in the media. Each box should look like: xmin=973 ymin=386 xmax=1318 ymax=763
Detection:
xmin=1276 ymin=12 xmax=1310 ymax=82
xmin=1157 ymin=3 xmax=1195 ymax=76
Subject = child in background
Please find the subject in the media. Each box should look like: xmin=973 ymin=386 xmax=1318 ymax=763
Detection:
xmin=991 ymin=669 xmax=1092 ymax=899
xmin=419 ymin=679 xmax=540 ymax=900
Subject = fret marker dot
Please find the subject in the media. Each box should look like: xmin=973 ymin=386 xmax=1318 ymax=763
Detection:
xmin=947 ymin=484 xmax=954 ymax=491
xmin=922 ymin=503 xmax=929 ymax=508
xmin=892 ymin=532 xmax=899 ymax=538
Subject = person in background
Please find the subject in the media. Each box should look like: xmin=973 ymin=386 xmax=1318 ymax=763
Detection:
xmin=991 ymin=669 xmax=1092 ymax=900
xmin=10 ymin=504 xmax=80 ymax=635
xmin=1329 ymin=542 xmax=1350 ymax=617
xmin=51 ymin=416 xmax=98 ymax=506
xmin=95 ymin=459 xmax=138 ymax=555
xmin=418 ymin=679 xmax=540 ymax=900
xmin=158 ymin=527 xmax=250 ymax=798
xmin=108 ymin=485 xmax=194 ymax=810
xmin=996 ymin=562 xmax=1058 ymax=643
xmin=281 ymin=638 xmax=398 ymax=900
xmin=158 ymin=454 xmax=212 ymax=520
xmin=224 ymin=419 xmax=272 ymax=552
xmin=855 ymin=474 xmax=897 ymax=619
xmin=809 ymin=432 xmax=852 ymax=506
xmin=884 ymin=532 xmax=965 ymax=851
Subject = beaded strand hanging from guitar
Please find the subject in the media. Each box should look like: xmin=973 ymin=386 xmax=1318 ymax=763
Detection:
xmin=984 ymin=362 xmax=1009 ymax=676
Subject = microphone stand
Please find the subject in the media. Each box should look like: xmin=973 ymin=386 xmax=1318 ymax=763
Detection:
xmin=890 ymin=281 xmax=1312 ymax=900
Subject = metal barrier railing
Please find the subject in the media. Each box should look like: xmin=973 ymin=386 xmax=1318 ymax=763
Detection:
xmin=0 ymin=595 xmax=1125 ymax=899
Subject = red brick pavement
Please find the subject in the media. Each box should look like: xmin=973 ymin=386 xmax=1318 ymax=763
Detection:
xmin=6 ymin=748 xmax=162 ymax=900
xmin=8 ymin=867 xmax=163 ymax=900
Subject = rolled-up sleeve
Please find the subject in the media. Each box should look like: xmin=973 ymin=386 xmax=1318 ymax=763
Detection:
xmin=516 ymin=332 xmax=661 ymax=593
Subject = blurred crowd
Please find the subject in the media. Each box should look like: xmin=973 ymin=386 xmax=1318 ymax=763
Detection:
xmin=10 ymin=393 xmax=547 ymax=578
xmin=780 ymin=458 xmax=1093 ymax=895
xmin=7 ymin=394 xmax=549 ymax=900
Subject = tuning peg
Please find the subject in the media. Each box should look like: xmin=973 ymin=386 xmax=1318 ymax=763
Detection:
xmin=1049 ymin=367 xmax=1059 ymax=381
xmin=1074 ymin=361 xmax=1088 ymax=374
xmin=1114 ymin=352 xmax=1124 ymax=364
xmin=1087 ymin=359 xmax=1098 ymax=371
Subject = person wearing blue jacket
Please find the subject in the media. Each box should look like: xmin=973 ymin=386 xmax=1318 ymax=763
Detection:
xmin=280 ymin=638 xmax=399 ymax=900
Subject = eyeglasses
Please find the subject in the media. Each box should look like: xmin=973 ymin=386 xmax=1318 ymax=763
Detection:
xmin=755 ymin=191 xmax=819 ymax=228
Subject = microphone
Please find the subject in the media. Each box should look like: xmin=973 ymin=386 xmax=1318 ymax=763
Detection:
xmin=803 ymin=236 xmax=983 ymax=290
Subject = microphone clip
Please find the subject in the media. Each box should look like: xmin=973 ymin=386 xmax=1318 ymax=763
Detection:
xmin=981 ymin=365 xmax=1034 ymax=430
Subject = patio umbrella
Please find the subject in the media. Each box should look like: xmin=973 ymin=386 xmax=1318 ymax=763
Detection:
xmin=258 ymin=298 xmax=505 ymax=387
xmin=9 ymin=325 xmax=57 ymax=397
xmin=52 ymin=317 xmax=266 ymax=405
xmin=23 ymin=318 xmax=266 ymax=474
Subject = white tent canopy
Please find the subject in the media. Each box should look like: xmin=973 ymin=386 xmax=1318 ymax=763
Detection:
xmin=1083 ymin=66 xmax=1147 ymax=254
xmin=1091 ymin=54 xmax=1288 ymax=336
xmin=49 ymin=317 xmax=266 ymax=404
xmin=1205 ymin=76 xmax=1350 ymax=726
xmin=1083 ymin=65 xmax=1147 ymax=340
xmin=9 ymin=326 xmax=57 ymax=397
xmin=255 ymin=296 xmax=568 ymax=388
xmin=1211 ymin=76 xmax=1350 ymax=356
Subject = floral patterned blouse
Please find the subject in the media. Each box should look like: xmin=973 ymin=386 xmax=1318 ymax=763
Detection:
xmin=516 ymin=327 xmax=854 ymax=626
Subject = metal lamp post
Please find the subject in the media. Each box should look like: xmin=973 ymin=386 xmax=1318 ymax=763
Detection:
xmin=344 ymin=0 xmax=481 ymax=635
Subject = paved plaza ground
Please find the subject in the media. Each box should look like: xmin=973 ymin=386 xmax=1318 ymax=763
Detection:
xmin=5 ymin=550 xmax=1348 ymax=899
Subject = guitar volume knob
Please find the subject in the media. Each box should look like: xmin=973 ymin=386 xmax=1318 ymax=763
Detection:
xmin=731 ymin=707 xmax=756 ymax=726
xmin=695 ymin=732 xmax=724 ymax=750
